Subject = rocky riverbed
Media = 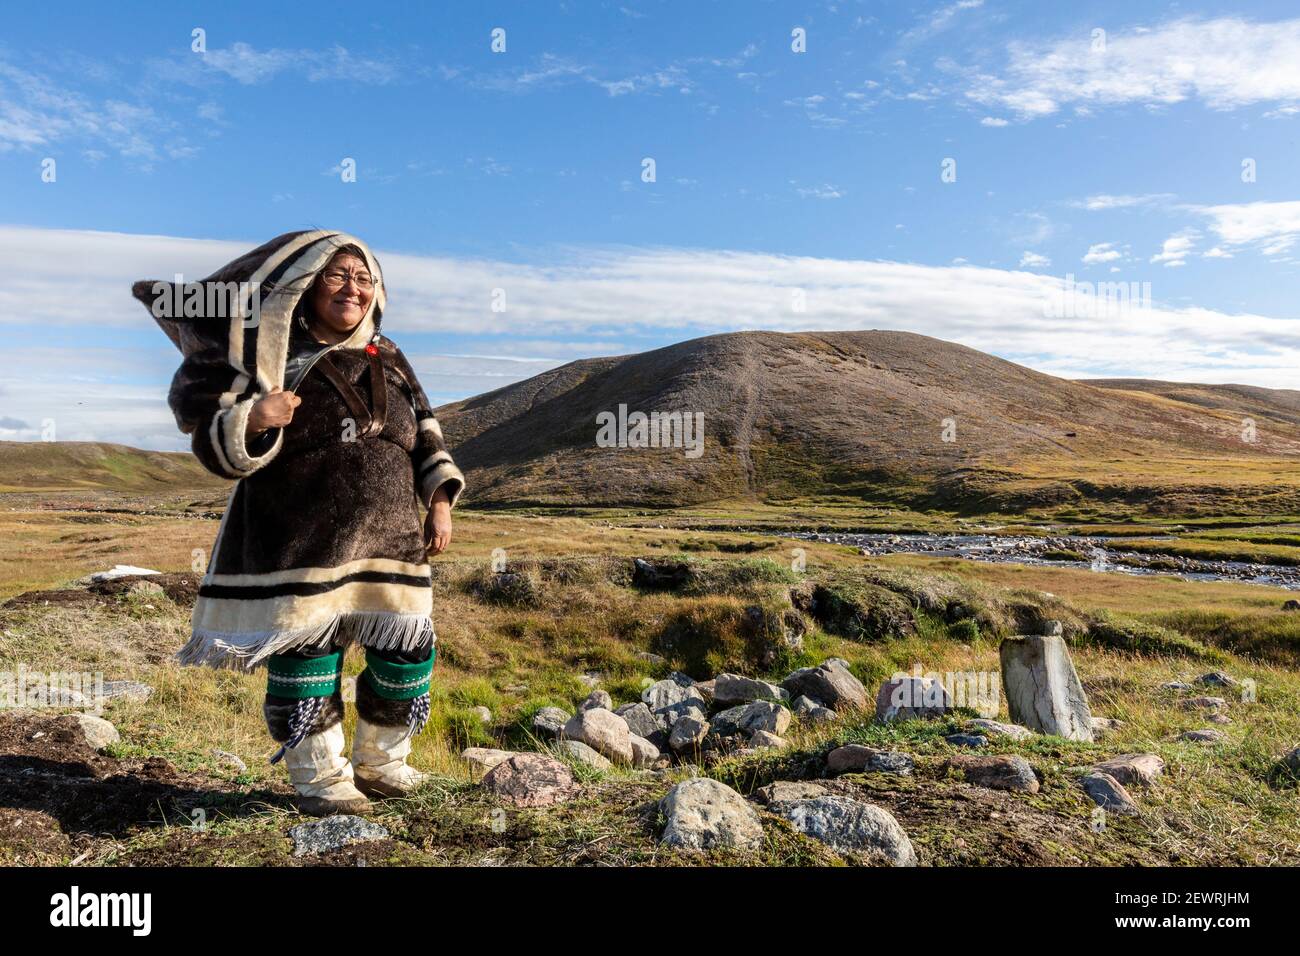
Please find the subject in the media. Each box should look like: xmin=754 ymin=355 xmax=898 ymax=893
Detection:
xmin=783 ymin=531 xmax=1300 ymax=590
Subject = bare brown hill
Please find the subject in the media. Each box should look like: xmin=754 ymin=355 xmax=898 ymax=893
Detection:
xmin=434 ymin=330 xmax=1300 ymax=512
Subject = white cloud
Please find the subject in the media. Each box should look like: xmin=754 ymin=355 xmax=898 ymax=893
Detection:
xmin=1188 ymin=200 xmax=1300 ymax=258
xmin=969 ymin=17 xmax=1300 ymax=121
xmin=1082 ymin=242 xmax=1122 ymax=264
xmin=793 ymin=182 xmax=844 ymax=200
xmin=1019 ymin=251 xmax=1051 ymax=267
xmin=7 ymin=225 xmax=1300 ymax=452
xmin=1151 ymin=231 xmax=1199 ymax=267
xmin=1070 ymin=193 xmax=1174 ymax=211
xmin=980 ymin=116 xmax=1009 ymax=127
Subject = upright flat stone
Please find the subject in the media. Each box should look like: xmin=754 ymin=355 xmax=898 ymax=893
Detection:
xmin=999 ymin=634 xmax=1094 ymax=742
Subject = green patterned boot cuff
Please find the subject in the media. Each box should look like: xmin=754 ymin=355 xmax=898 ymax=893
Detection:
xmin=362 ymin=648 xmax=435 ymax=701
xmin=266 ymin=651 xmax=343 ymax=700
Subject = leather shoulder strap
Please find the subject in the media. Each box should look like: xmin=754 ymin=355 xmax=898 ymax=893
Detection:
xmin=314 ymin=353 xmax=372 ymax=428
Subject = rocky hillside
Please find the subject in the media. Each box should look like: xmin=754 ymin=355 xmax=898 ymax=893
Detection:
xmin=434 ymin=331 xmax=1300 ymax=509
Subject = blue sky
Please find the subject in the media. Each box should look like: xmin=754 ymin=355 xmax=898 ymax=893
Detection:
xmin=3 ymin=1 xmax=1300 ymax=449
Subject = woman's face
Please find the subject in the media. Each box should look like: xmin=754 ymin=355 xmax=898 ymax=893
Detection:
xmin=309 ymin=252 xmax=375 ymax=339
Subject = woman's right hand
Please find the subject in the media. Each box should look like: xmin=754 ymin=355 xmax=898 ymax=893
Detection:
xmin=247 ymin=386 xmax=301 ymax=436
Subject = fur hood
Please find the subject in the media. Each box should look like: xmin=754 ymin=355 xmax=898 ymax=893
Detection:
xmin=131 ymin=229 xmax=387 ymax=385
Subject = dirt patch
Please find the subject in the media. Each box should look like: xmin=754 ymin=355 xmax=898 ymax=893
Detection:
xmin=0 ymin=712 xmax=288 ymax=858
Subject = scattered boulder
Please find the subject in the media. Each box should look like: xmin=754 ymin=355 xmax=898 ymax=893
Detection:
xmin=1179 ymin=729 xmax=1227 ymax=744
xmin=749 ymin=730 xmax=789 ymax=750
xmin=659 ymin=778 xmax=765 ymax=852
xmin=290 ymin=815 xmax=388 ymax=857
xmin=875 ymin=675 xmax=954 ymax=722
xmin=1093 ymin=753 xmax=1164 ymax=789
xmin=471 ymin=706 xmax=493 ymax=724
xmin=73 ymin=714 xmax=119 ymax=751
xmin=945 ymin=733 xmax=988 ymax=749
xmin=642 ymin=675 xmax=705 ymax=713
xmin=669 ymin=715 xmax=710 ymax=753
xmin=1040 ymin=619 xmax=1064 ymax=637
xmin=1091 ymin=716 xmax=1124 ymax=736
xmin=1180 ymin=696 xmax=1226 ymax=711
xmin=554 ymin=739 xmax=613 ymax=770
xmin=614 ymin=702 xmax=664 ymax=738
xmin=482 ymin=753 xmax=578 ymax=807
xmin=753 ymin=780 xmax=828 ymax=806
xmin=999 ymin=634 xmax=1094 ymax=741
xmin=710 ymin=700 xmax=791 ymax=739
xmin=462 ymin=747 xmax=516 ymax=781
xmin=965 ymin=718 xmax=1034 ymax=741
xmin=579 ymin=690 xmax=612 ymax=712
xmin=1196 ymin=671 xmax=1239 ymax=688
xmin=562 ymin=709 xmax=633 ymax=765
xmin=826 ymin=744 xmax=914 ymax=775
xmin=791 ymin=695 xmax=822 ymax=715
xmin=1081 ymin=771 xmax=1139 ymax=816
xmin=531 ymin=707 xmax=570 ymax=740
xmin=782 ymin=659 xmax=868 ymax=712
xmin=1160 ymin=681 xmax=1193 ymax=692
xmin=629 ymin=734 xmax=661 ymax=768
xmin=780 ymin=796 xmax=917 ymax=865
xmin=945 ymin=754 xmax=1039 ymax=793
xmin=712 ymin=673 xmax=789 ymax=706
xmin=804 ymin=705 xmax=838 ymax=724
xmin=636 ymin=651 xmax=667 ymax=666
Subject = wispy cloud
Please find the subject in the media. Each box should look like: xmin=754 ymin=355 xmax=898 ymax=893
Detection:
xmin=6 ymin=225 xmax=1300 ymax=456
xmin=968 ymin=17 xmax=1300 ymax=121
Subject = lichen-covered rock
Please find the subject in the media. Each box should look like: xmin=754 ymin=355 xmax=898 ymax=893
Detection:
xmin=780 ymin=795 xmax=916 ymax=865
xmin=712 ymin=673 xmax=789 ymax=706
xmin=462 ymin=747 xmax=516 ymax=781
xmin=659 ymin=778 xmax=764 ymax=851
xmin=999 ymin=634 xmax=1094 ymax=741
xmin=710 ymin=700 xmax=791 ymax=739
xmin=482 ymin=753 xmax=578 ymax=807
xmin=554 ymin=739 xmax=613 ymax=770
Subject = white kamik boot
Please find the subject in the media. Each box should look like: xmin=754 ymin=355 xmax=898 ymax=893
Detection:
xmin=351 ymin=718 xmax=429 ymax=798
xmin=282 ymin=723 xmax=372 ymax=816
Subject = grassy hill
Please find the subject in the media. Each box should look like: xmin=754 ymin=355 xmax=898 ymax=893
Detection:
xmin=434 ymin=330 xmax=1300 ymax=515
xmin=0 ymin=441 xmax=224 ymax=495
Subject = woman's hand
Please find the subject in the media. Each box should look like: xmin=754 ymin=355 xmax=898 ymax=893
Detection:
xmin=424 ymin=487 xmax=453 ymax=556
xmin=247 ymin=386 xmax=301 ymax=437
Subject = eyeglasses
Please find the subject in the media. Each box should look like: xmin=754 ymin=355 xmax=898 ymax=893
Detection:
xmin=319 ymin=269 xmax=378 ymax=290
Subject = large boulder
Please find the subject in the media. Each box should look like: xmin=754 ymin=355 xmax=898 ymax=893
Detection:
xmin=73 ymin=714 xmax=120 ymax=751
xmin=781 ymin=660 xmax=868 ymax=712
xmin=578 ymin=690 xmax=613 ymax=712
xmin=1093 ymin=753 xmax=1164 ymax=789
xmin=562 ymin=708 xmax=633 ymax=764
xmin=659 ymin=778 xmax=765 ymax=851
xmin=965 ymin=718 xmax=1035 ymax=741
xmin=826 ymin=744 xmax=915 ymax=775
xmin=779 ymin=796 xmax=916 ymax=865
xmin=710 ymin=700 xmax=791 ymax=739
xmin=642 ymin=674 xmax=704 ymax=713
xmin=945 ymin=754 xmax=1039 ymax=793
xmin=712 ymin=673 xmax=789 ymax=706
xmin=875 ymin=675 xmax=953 ymax=722
xmin=999 ymin=634 xmax=1094 ymax=741
xmin=482 ymin=753 xmax=578 ymax=807
xmin=1080 ymin=772 xmax=1139 ymax=816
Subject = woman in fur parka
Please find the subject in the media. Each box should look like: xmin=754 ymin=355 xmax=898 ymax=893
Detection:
xmin=134 ymin=230 xmax=464 ymax=815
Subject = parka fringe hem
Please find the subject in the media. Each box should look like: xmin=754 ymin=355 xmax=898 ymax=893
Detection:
xmin=177 ymin=611 xmax=436 ymax=671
